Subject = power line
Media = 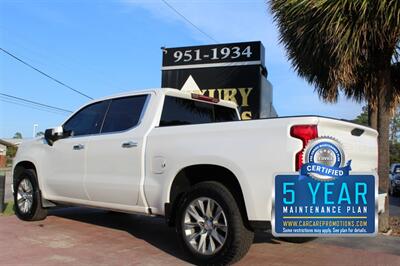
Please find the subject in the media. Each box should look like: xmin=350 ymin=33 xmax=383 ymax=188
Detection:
xmin=0 ymin=93 xmax=73 ymax=113
xmin=0 ymin=47 xmax=93 ymax=100
xmin=161 ymin=0 xmax=219 ymax=43
xmin=1 ymin=98 xmax=68 ymax=116
xmin=0 ymin=27 xmax=121 ymax=90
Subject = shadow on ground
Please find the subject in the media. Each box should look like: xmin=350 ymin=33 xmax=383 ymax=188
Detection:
xmin=49 ymin=207 xmax=282 ymax=263
xmin=49 ymin=207 xmax=193 ymax=263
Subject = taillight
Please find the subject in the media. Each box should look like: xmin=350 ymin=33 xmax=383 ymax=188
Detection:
xmin=191 ymin=93 xmax=220 ymax=103
xmin=290 ymin=125 xmax=318 ymax=171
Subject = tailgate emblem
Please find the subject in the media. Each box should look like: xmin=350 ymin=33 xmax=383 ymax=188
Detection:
xmin=302 ymin=137 xmax=352 ymax=181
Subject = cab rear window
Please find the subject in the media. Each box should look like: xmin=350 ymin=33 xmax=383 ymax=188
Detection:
xmin=159 ymin=96 xmax=238 ymax=127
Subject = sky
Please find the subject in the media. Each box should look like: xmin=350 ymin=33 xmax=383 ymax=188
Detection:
xmin=0 ymin=0 xmax=364 ymax=138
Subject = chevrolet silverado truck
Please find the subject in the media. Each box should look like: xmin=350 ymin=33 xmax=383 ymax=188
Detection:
xmin=12 ymin=88 xmax=378 ymax=264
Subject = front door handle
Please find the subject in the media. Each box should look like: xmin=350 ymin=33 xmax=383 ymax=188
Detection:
xmin=73 ymin=144 xmax=84 ymax=150
xmin=122 ymin=141 xmax=138 ymax=148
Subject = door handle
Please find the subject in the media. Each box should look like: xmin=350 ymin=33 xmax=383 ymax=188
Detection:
xmin=121 ymin=141 xmax=138 ymax=148
xmin=73 ymin=144 xmax=84 ymax=150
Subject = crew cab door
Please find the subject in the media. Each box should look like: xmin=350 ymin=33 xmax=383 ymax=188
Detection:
xmin=43 ymin=100 xmax=109 ymax=200
xmin=84 ymin=94 xmax=149 ymax=206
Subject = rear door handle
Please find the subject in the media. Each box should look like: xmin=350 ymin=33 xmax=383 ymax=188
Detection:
xmin=122 ymin=141 xmax=138 ymax=148
xmin=73 ymin=144 xmax=84 ymax=150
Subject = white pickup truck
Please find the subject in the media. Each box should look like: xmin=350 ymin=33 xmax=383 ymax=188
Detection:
xmin=12 ymin=88 xmax=378 ymax=264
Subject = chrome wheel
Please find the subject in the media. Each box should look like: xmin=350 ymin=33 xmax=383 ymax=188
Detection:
xmin=17 ymin=178 xmax=33 ymax=214
xmin=182 ymin=197 xmax=228 ymax=255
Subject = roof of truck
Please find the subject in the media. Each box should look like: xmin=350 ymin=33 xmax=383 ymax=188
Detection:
xmin=93 ymin=88 xmax=238 ymax=109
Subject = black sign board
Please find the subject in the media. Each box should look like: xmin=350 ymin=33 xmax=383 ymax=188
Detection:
xmin=162 ymin=41 xmax=262 ymax=67
xmin=161 ymin=41 xmax=267 ymax=120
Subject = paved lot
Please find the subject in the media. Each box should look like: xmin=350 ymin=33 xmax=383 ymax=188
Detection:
xmin=0 ymin=207 xmax=400 ymax=265
xmin=2 ymin=169 xmax=400 ymax=265
xmin=3 ymin=169 xmax=12 ymax=202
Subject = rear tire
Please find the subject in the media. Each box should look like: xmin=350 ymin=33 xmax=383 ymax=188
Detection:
xmin=176 ymin=181 xmax=254 ymax=265
xmin=14 ymin=169 xmax=47 ymax=221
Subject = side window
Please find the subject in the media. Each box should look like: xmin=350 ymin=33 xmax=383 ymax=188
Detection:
xmin=159 ymin=96 xmax=214 ymax=126
xmin=101 ymin=95 xmax=147 ymax=133
xmin=63 ymin=101 xmax=109 ymax=137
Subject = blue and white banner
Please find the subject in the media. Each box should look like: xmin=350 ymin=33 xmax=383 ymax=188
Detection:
xmin=272 ymin=137 xmax=377 ymax=237
xmin=272 ymin=173 xmax=377 ymax=236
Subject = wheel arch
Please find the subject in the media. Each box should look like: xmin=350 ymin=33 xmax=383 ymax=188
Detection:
xmin=166 ymin=164 xmax=250 ymax=229
xmin=13 ymin=161 xmax=37 ymax=189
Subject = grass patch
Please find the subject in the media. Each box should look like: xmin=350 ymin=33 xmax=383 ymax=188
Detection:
xmin=1 ymin=201 xmax=15 ymax=216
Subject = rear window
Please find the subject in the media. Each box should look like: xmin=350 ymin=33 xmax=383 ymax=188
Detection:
xmin=159 ymin=96 xmax=238 ymax=127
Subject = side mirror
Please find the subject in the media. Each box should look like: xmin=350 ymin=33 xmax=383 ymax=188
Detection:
xmin=44 ymin=126 xmax=72 ymax=146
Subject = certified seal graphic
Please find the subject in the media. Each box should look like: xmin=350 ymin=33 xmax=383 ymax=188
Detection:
xmin=301 ymin=137 xmax=351 ymax=181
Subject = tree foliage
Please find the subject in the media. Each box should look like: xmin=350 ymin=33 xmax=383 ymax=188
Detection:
xmin=270 ymin=0 xmax=400 ymax=107
xmin=352 ymin=106 xmax=369 ymax=126
xmin=13 ymin=132 xmax=22 ymax=139
xmin=354 ymin=106 xmax=400 ymax=164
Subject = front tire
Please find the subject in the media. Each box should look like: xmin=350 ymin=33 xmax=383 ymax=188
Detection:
xmin=14 ymin=169 xmax=47 ymax=221
xmin=176 ymin=181 xmax=254 ymax=265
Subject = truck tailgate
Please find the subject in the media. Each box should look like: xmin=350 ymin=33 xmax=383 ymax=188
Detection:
xmin=317 ymin=117 xmax=378 ymax=172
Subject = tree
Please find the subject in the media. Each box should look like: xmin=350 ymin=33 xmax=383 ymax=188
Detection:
xmin=353 ymin=106 xmax=369 ymax=126
xmin=355 ymin=106 xmax=400 ymax=164
xmin=36 ymin=131 xmax=44 ymax=137
xmin=6 ymin=145 xmax=17 ymax=166
xmin=270 ymin=0 xmax=400 ymax=231
xmin=13 ymin=132 xmax=22 ymax=139
xmin=390 ymin=108 xmax=400 ymax=144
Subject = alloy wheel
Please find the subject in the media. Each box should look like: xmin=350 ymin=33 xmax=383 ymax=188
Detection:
xmin=182 ymin=197 xmax=228 ymax=255
xmin=17 ymin=178 xmax=33 ymax=214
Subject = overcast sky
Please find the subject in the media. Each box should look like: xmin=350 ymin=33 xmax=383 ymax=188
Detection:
xmin=0 ymin=0 xmax=363 ymax=138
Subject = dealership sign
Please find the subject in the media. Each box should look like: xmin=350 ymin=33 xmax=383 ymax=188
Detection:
xmin=272 ymin=137 xmax=377 ymax=236
xmin=161 ymin=41 xmax=272 ymax=120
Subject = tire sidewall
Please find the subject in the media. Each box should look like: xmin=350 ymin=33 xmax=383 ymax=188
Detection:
xmin=176 ymin=183 xmax=241 ymax=264
xmin=14 ymin=170 xmax=39 ymax=221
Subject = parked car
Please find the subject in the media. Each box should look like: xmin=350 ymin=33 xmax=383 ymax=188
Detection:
xmin=12 ymin=88 xmax=379 ymax=264
xmin=389 ymin=163 xmax=400 ymax=196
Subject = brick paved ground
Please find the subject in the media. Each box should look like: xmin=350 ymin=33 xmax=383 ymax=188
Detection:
xmin=0 ymin=207 xmax=400 ymax=265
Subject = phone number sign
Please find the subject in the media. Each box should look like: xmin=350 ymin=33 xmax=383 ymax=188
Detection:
xmin=272 ymin=174 xmax=377 ymax=237
xmin=162 ymin=41 xmax=262 ymax=67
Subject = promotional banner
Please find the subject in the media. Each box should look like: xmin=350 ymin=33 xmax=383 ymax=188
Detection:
xmin=272 ymin=137 xmax=377 ymax=237
xmin=161 ymin=41 xmax=269 ymax=120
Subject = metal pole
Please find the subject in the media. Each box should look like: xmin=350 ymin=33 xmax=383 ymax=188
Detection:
xmin=0 ymin=172 xmax=5 ymax=213
xmin=33 ymin=124 xmax=38 ymax=138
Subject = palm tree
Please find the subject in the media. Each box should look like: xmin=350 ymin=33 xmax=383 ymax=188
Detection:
xmin=270 ymin=0 xmax=400 ymax=231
